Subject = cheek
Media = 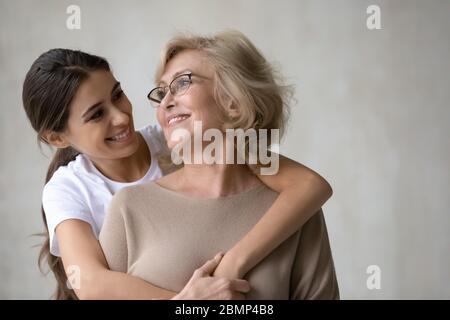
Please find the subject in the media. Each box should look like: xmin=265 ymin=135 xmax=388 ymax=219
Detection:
xmin=87 ymin=127 xmax=107 ymax=145
xmin=65 ymin=127 xmax=102 ymax=154
xmin=194 ymin=97 xmax=224 ymax=128
xmin=186 ymin=92 xmax=214 ymax=118
xmin=156 ymin=108 xmax=165 ymax=127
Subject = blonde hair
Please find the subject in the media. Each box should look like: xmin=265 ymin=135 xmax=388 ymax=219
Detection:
xmin=155 ymin=30 xmax=294 ymax=172
xmin=155 ymin=30 xmax=293 ymax=138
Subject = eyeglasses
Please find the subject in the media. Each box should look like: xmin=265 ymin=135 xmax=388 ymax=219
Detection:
xmin=147 ymin=73 xmax=209 ymax=108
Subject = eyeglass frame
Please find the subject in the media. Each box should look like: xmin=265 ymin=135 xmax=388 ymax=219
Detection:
xmin=147 ymin=72 xmax=210 ymax=108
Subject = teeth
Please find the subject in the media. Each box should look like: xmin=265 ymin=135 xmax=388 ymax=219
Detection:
xmin=109 ymin=128 xmax=130 ymax=141
xmin=168 ymin=115 xmax=190 ymax=126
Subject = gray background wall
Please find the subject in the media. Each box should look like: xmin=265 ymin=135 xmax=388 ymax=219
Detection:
xmin=1 ymin=0 xmax=449 ymax=299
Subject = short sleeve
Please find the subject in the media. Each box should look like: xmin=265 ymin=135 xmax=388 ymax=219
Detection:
xmin=98 ymin=188 xmax=129 ymax=273
xmin=139 ymin=124 xmax=170 ymax=157
xmin=42 ymin=171 xmax=97 ymax=257
xmin=289 ymin=210 xmax=340 ymax=299
xmin=141 ymin=123 xmax=179 ymax=175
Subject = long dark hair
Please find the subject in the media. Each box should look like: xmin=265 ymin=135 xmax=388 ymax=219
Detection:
xmin=22 ymin=48 xmax=110 ymax=299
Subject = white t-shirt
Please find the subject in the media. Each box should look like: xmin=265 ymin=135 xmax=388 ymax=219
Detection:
xmin=42 ymin=124 xmax=169 ymax=256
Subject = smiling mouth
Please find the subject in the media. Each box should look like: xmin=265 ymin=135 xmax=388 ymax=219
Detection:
xmin=106 ymin=127 xmax=131 ymax=142
xmin=167 ymin=114 xmax=191 ymax=126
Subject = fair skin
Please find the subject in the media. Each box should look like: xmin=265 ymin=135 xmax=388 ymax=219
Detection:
xmin=155 ymin=49 xmax=320 ymax=289
xmin=45 ymin=61 xmax=332 ymax=299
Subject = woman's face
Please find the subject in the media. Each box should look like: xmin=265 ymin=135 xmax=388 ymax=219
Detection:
xmin=60 ymin=70 xmax=140 ymax=161
xmin=156 ymin=49 xmax=225 ymax=149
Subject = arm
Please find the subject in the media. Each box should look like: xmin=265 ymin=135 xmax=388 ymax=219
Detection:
xmin=290 ymin=211 xmax=339 ymax=299
xmin=213 ymin=154 xmax=333 ymax=279
xmin=97 ymin=188 xmax=251 ymax=300
xmin=56 ymin=219 xmax=177 ymax=300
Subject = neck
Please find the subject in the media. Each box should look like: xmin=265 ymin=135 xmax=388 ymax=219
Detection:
xmin=174 ymin=162 xmax=261 ymax=198
xmin=90 ymin=133 xmax=150 ymax=183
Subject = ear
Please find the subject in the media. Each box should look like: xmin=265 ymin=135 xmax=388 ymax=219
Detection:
xmin=42 ymin=130 xmax=71 ymax=149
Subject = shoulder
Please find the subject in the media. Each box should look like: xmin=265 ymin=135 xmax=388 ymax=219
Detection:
xmin=137 ymin=123 xmax=169 ymax=155
xmin=43 ymin=154 xmax=104 ymax=202
xmin=244 ymin=183 xmax=279 ymax=204
xmin=43 ymin=159 xmax=83 ymax=199
xmin=302 ymin=209 xmax=326 ymax=233
xmin=110 ymin=181 xmax=159 ymax=208
xmin=137 ymin=123 xmax=163 ymax=137
xmin=105 ymin=182 xmax=162 ymax=227
xmin=137 ymin=124 xmax=165 ymax=144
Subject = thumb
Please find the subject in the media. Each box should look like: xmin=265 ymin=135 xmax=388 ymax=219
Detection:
xmin=195 ymin=252 xmax=224 ymax=277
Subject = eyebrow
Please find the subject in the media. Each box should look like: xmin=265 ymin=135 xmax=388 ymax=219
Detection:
xmin=159 ymin=69 xmax=191 ymax=86
xmin=82 ymin=82 xmax=121 ymax=119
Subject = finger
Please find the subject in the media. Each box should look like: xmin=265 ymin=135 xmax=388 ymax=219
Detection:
xmin=196 ymin=253 xmax=224 ymax=276
xmin=230 ymin=279 xmax=251 ymax=293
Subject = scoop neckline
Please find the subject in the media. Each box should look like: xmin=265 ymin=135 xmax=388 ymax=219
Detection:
xmin=149 ymin=180 xmax=268 ymax=203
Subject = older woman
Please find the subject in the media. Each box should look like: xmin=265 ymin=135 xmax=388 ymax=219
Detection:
xmin=99 ymin=30 xmax=339 ymax=299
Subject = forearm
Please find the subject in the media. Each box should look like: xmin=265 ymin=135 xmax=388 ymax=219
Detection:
xmin=79 ymin=268 xmax=177 ymax=300
xmin=57 ymin=220 xmax=179 ymax=300
xmin=228 ymin=157 xmax=333 ymax=277
xmin=229 ymin=184 xmax=327 ymax=276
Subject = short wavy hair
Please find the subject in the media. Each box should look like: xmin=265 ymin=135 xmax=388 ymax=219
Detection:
xmin=155 ymin=30 xmax=293 ymax=139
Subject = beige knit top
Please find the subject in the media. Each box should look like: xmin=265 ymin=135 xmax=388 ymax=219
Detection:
xmin=99 ymin=182 xmax=339 ymax=299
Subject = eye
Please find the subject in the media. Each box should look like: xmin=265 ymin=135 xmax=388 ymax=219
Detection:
xmin=174 ymin=78 xmax=190 ymax=92
xmin=155 ymin=88 xmax=166 ymax=101
xmin=89 ymin=109 xmax=104 ymax=121
xmin=112 ymin=90 xmax=124 ymax=101
xmin=180 ymin=78 xmax=191 ymax=86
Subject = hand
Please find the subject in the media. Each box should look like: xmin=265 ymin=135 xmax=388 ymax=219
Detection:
xmin=172 ymin=252 xmax=250 ymax=300
xmin=213 ymin=251 xmax=245 ymax=280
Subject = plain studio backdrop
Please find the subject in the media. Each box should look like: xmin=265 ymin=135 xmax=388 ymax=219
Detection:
xmin=1 ymin=0 xmax=449 ymax=299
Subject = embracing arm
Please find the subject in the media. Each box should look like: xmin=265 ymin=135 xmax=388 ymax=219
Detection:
xmin=214 ymin=154 xmax=333 ymax=278
xmin=56 ymin=219 xmax=177 ymax=300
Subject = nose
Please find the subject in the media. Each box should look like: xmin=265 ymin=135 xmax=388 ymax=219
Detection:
xmin=110 ymin=105 xmax=129 ymax=127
